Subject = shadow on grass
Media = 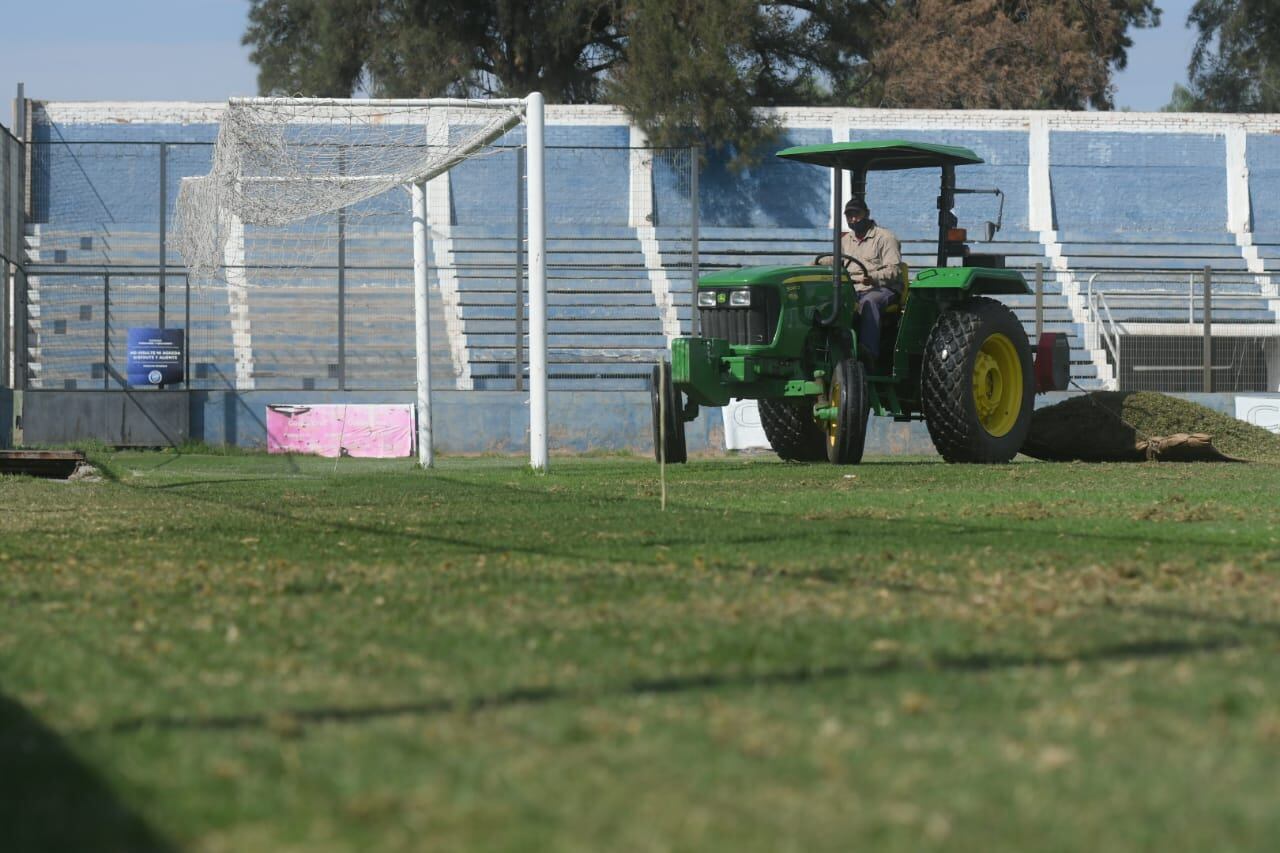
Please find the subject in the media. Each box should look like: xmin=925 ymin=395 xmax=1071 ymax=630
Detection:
xmin=1108 ymin=601 xmax=1280 ymax=636
xmin=0 ymin=692 xmax=174 ymax=852
xmin=103 ymin=634 xmax=1239 ymax=736
xmin=113 ymin=466 xmax=1259 ymax=574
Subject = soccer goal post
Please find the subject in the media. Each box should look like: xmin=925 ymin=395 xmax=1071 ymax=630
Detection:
xmin=176 ymin=93 xmax=548 ymax=470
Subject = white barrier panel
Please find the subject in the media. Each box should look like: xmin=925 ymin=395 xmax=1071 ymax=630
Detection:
xmin=267 ymin=404 xmax=416 ymax=458
xmin=722 ymin=399 xmax=772 ymax=450
xmin=1235 ymin=396 xmax=1280 ymax=434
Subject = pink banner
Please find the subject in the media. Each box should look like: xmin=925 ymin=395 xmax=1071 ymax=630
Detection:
xmin=266 ymin=405 xmax=415 ymax=458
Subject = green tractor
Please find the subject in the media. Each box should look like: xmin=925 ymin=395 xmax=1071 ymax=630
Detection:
xmin=651 ymin=140 xmax=1069 ymax=465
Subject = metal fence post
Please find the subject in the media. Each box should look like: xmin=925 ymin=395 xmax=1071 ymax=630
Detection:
xmin=158 ymin=142 xmax=167 ymax=329
xmin=337 ymin=208 xmax=346 ymax=390
xmin=690 ymin=145 xmax=700 ymax=338
xmin=336 ymin=147 xmax=346 ymax=390
xmin=515 ymin=147 xmax=525 ymax=391
xmin=2 ymin=126 xmax=12 ymax=388
xmin=1034 ymin=263 xmax=1044 ymax=340
xmin=14 ymin=84 xmax=26 ymax=389
xmin=1 ymin=126 xmax=8 ymax=384
xmin=184 ymin=272 xmax=191 ymax=389
xmin=103 ymin=273 xmax=110 ymax=389
xmin=1203 ymin=266 xmax=1212 ymax=392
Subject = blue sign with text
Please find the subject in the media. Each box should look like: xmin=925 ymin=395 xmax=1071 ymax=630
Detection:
xmin=127 ymin=328 xmax=185 ymax=387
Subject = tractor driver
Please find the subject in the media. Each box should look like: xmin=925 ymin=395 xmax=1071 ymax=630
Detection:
xmin=820 ymin=196 xmax=903 ymax=363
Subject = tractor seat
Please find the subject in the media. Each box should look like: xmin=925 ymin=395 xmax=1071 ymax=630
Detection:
xmin=884 ymin=262 xmax=910 ymax=314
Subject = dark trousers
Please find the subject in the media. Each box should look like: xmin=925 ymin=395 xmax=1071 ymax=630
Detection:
xmin=856 ymin=287 xmax=899 ymax=359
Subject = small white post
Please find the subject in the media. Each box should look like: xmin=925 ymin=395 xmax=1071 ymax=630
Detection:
xmin=412 ymin=180 xmax=434 ymax=468
xmin=527 ymin=92 xmax=548 ymax=471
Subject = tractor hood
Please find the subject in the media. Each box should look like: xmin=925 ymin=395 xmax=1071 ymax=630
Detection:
xmin=776 ymin=140 xmax=983 ymax=171
xmin=698 ymin=265 xmax=838 ymax=286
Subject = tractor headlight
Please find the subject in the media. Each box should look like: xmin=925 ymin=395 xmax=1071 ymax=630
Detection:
xmin=729 ymin=289 xmax=752 ymax=307
xmin=697 ymin=291 xmax=717 ymax=308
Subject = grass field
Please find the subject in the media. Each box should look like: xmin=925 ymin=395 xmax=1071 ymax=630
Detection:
xmin=3 ymin=450 xmax=1280 ymax=852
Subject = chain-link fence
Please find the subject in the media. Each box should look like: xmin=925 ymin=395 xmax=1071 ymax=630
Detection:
xmin=21 ymin=139 xmax=700 ymax=391
xmin=20 ymin=134 xmax=1280 ymax=395
xmin=1085 ymin=268 xmax=1280 ymax=392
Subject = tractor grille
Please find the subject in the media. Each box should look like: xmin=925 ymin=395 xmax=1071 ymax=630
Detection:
xmin=698 ymin=287 xmax=781 ymax=346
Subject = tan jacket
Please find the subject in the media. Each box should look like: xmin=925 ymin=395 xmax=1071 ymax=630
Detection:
xmin=841 ymin=223 xmax=902 ymax=293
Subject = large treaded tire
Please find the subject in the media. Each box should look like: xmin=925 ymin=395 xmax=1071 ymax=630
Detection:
xmin=759 ymin=398 xmax=826 ymax=462
xmin=921 ymin=297 xmax=1034 ymax=464
xmin=650 ymin=362 xmax=687 ymax=464
xmin=826 ymin=358 xmax=869 ymax=465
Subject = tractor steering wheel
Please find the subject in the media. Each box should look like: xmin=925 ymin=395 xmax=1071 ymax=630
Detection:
xmin=813 ymin=253 xmax=870 ymax=282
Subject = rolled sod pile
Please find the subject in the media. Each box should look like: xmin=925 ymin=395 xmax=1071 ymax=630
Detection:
xmin=1021 ymin=391 xmax=1280 ymax=463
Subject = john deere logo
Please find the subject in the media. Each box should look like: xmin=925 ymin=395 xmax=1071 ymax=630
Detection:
xmin=717 ymin=292 xmax=727 ymax=304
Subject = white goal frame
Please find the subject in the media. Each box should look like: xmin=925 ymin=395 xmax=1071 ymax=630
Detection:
xmin=181 ymin=93 xmax=549 ymax=471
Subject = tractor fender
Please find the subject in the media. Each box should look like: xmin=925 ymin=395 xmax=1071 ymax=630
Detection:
xmin=908 ymin=266 xmax=1031 ymax=296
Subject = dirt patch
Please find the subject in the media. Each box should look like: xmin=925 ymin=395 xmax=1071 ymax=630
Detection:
xmin=1021 ymin=392 xmax=1280 ymax=463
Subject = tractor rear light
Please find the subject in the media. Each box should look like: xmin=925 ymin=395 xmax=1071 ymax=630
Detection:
xmin=697 ymin=291 xmax=717 ymax=308
xmin=729 ymin=289 xmax=752 ymax=307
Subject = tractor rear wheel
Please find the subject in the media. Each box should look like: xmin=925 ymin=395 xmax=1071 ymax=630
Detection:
xmin=921 ymin=297 xmax=1034 ymax=463
xmin=650 ymin=362 xmax=687 ymax=464
xmin=826 ymin=357 xmax=870 ymax=465
xmin=759 ymin=398 xmax=826 ymax=462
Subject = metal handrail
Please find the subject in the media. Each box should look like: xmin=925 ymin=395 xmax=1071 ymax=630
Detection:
xmin=1084 ymin=274 xmax=1122 ymax=389
xmin=1096 ymin=293 xmax=1121 ymax=372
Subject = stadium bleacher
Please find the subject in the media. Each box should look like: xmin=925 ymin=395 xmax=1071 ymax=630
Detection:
xmin=17 ymin=104 xmax=1280 ymax=397
xmin=452 ymin=226 xmax=666 ymax=390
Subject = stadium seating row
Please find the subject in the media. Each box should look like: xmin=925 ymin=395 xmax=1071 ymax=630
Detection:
xmin=25 ymin=216 xmax=1280 ymax=391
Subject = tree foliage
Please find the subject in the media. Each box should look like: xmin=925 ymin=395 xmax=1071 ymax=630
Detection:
xmin=1177 ymin=0 xmax=1280 ymax=111
xmin=243 ymin=0 xmax=1160 ymax=156
xmin=244 ymin=0 xmax=626 ymax=100
xmin=873 ymin=0 xmax=1159 ymax=110
xmin=606 ymin=0 xmax=881 ymax=150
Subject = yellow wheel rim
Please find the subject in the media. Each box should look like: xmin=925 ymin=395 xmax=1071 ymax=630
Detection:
xmin=826 ymin=374 xmax=841 ymax=448
xmin=971 ymin=332 xmax=1022 ymax=437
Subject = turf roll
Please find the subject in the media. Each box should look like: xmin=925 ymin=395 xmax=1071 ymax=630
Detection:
xmin=1020 ymin=391 xmax=1280 ymax=462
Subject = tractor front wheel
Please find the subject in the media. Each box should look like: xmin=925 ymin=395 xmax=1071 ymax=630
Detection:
xmin=650 ymin=361 xmax=688 ymax=464
xmin=826 ymin=357 xmax=870 ymax=465
xmin=921 ymin=297 xmax=1034 ymax=463
xmin=759 ymin=398 xmax=826 ymax=462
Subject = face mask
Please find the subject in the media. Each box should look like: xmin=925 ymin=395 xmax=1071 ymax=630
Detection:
xmin=852 ymin=217 xmax=874 ymax=238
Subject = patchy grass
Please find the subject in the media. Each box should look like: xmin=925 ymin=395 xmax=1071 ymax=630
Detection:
xmin=3 ymin=452 xmax=1280 ymax=851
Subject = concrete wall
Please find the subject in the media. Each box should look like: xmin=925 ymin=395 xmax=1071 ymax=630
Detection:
xmin=15 ymin=389 xmax=1278 ymax=457
xmin=1246 ymin=133 xmax=1280 ymax=237
xmin=864 ymin=129 xmax=1031 ymax=234
xmin=453 ymin=124 xmax=632 ymax=228
xmin=30 ymin=102 xmax=1280 ymax=238
xmin=22 ymin=390 xmax=189 ymax=446
xmin=190 ymin=390 xmax=725 ymax=455
xmin=696 ymin=128 xmax=833 ymax=229
xmin=0 ymin=390 xmax=13 ymax=448
xmin=1049 ymin=132 xmax=1227 ymax=234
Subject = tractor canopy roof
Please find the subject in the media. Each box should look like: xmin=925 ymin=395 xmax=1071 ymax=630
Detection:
xmin=776 ymin=140 xmax=983 ymax=171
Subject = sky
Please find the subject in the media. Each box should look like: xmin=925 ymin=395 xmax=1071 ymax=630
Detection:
xmin=1 ymin=0 xmax=1201 ymax=121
